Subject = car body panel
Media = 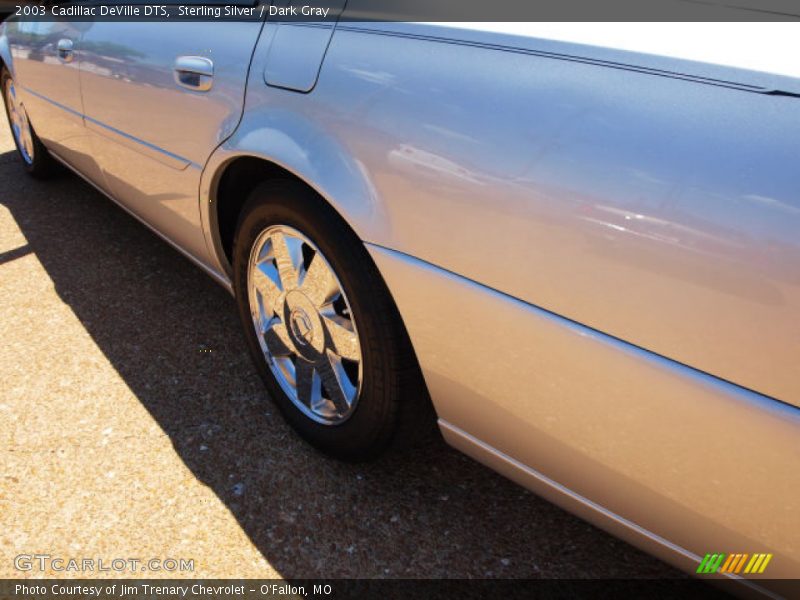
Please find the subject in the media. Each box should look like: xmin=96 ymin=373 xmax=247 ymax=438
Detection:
xmin=293 ymin=25 xmax=800 ymax=407
xmin=369 ymin=243 xmax=800 ymax=582
xmin=3 ymin=18 xmax=799 ymax=588
xmin=3 ymin=19 xmax=105 ymax=184
xmin=200 ymin=21 xmax=385 ymax=278
xmin=214 ymin=23 xmax=800 ymax=406
xmin=77 ymin=21 xmax=265 ymax=265
xmin=351 ymin=22 xmax=800 ymax=95
xmin=263 ymin=3 xmax=346 ymax=94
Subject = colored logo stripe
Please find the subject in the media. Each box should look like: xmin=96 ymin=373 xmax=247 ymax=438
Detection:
xmin=721 ymin=554 xmax=748 ymax=574
xmin=744 ymin=554 xmax=772 ymax=574
xmin=697 ymin=554 xmax=726 ymax=574
xmin=698 ymin=553 xmax=773 ymax=574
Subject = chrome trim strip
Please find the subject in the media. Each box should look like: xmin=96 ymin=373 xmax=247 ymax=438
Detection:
xmin=84 ymin=116 xmax=192 ymax=171
xmin=369 ymin=243 xmax=800 ymax=585
xmin=365 ymin=242 xmax=797 ymax=413
xmin=334 ymin=24 xmax=800 ymax=96
xmin=21 ymin=85 xmax=192 ymax=170
xmin=438 ymin=420 xmax=779 ymax=600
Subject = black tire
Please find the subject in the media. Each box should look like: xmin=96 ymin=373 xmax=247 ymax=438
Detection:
xmin=233 ymin=179 xmax=434 ymax=461
xmin=1 ymin=67 xmax=61 ymax=178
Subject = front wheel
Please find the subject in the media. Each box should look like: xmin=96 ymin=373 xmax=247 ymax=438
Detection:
xmin=1 ymin=67 xmax=60 ymax=178
xmin=233 ymin=180 xmax=433 ymax=461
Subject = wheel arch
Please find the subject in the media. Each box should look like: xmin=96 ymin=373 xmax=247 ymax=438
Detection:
xmin=200 ymin=120 xmax=388 ymax=280
xmin=201 ymin=130 xmax=438 ymax=434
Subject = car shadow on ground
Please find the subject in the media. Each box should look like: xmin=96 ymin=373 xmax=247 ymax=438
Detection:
xmin=0 ymin=152 xmax=683 ymax=579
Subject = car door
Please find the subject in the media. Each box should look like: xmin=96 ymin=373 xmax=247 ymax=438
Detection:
xmin=78 ymin=16 xmax=264 ymax=264
xmin=4 ymin=16 xmax=104 ymax=185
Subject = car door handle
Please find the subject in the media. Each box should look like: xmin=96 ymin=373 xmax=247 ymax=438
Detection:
xmin=173 ymin=56 xmax=214 ymax=91
xmin=57 ymin=39 xmax=74 ymax=63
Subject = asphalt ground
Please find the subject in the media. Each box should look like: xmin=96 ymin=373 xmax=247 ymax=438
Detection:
xmin=0 ymin=121 xmax=683 ymax=580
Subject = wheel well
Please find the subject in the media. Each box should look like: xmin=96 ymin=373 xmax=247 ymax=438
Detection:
xmin=213 ymin=155 xmax=438 ymax=436
xmin=215 ymin=156 xmax=324 ymax=265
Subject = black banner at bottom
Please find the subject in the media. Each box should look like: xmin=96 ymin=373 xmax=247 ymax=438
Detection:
xmin=3 ymin=578 xmax=793 ymax=600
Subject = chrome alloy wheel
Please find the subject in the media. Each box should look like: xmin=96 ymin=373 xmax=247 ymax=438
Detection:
xmin=3 ymin=78 xmax=34 ymax=165
xmin=247 ymin=225 xmax=363 ymax=425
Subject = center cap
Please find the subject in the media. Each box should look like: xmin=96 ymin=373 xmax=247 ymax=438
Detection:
xmin=283 ymin=290 xmax=325 ymax=358
xmin=289 ymin=308 xmax=314 ymax=345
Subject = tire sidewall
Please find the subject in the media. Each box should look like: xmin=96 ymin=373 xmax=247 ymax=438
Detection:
xmin=2 ymin=67 xmax=57 ymax=177
xmin=232 ymin=181 xmax=398 ymax=459
xmin=1 ymin=69 xmax=29 ymax=172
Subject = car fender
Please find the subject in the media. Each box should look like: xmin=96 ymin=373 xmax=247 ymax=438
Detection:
xmin=200 ymin=108 xmax=388 ymax=278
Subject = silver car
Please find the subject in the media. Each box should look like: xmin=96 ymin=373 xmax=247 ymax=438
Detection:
xmin=2 ymin=14 xmax=798 ymax=591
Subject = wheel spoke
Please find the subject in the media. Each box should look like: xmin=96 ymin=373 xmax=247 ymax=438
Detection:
xmin=322 ymin=313 xmax=359 ymax=361
xmin=251 ymin=261 xmax=282 ymax=314
xmin=247 ymin=225 xmax=362 ymax=424
xmin=317 ymin=350 xmax=355 ymax=412
xmin=263 ymin=321 xmax=294 ymax=357
xmin=295 ymin=359 xmax=319 ymax=408
xmin=271 ymin=231 xmax=303 ymax=290
xmin=301 ymin=253 xmax=339 ymax=307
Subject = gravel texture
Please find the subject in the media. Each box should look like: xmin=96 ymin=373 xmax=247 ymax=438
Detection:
xmin=0 ymin=122 xmax=683 ymax=579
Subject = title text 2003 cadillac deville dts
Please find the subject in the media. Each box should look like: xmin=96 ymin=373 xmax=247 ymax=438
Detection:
xmin=2 ymin=13 xmax=798 ymax=592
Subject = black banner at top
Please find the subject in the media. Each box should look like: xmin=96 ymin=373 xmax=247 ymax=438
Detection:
xmin=342 ymin=0 xmax=800 ymax=22
xmin=2 ymin=0 xmax=800 ymax=22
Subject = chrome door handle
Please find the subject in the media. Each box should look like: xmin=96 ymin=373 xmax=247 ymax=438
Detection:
xmin=57 ymin=39 xmax=74 ymax=63
xmin=173 ymin=56 xmax=214 ymax=91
